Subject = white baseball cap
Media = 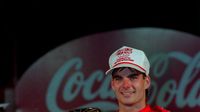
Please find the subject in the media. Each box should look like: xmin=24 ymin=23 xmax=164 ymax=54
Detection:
xmin=105 ymin=46 xmax=150 ymax=76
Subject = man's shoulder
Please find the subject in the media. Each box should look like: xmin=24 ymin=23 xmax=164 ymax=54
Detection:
xmin=150 ymin=105 xmax=170 ymax=112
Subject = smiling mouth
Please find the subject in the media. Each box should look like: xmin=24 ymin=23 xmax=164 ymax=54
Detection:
xmin=121 ymin=91 xmax=135 ymax=96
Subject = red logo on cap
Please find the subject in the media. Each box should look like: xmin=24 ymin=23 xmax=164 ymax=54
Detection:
xmin=114 ymin=48 xmax=134 ymax=66
xmin=116 ymin=47 xmax=132 ymax=56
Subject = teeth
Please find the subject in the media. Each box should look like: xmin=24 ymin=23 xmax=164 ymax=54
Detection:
xmin=121 ymin=90 xmax=136 ymax=96
xmin=123 ymin=93 xmax=131 ymax=95
xmin=123 ymin=92 xmax=132 ymax=93
xmin=121 ymin=92 xmax=133 ymax=96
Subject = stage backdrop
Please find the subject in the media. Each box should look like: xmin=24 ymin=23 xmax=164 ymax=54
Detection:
xmin=15 ymin=27 xmax=200 ymax=112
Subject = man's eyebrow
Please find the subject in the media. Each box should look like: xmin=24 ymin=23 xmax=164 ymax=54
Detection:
xmin=128 ymin=73 xmax=140 ymax=76
xmin=112 ymin=74 xmax=122 ymax=78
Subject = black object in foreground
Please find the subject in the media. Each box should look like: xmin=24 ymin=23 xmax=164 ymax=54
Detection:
xmin=69 ymin=107 xmax=101 ymax=112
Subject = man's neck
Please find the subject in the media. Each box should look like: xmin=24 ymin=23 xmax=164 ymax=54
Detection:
xmin=118 ymin=103 xmax=146 ymax=112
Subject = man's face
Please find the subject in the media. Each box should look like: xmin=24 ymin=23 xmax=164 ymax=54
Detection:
xmin=111 ymin=67 xmax=150 ymax=106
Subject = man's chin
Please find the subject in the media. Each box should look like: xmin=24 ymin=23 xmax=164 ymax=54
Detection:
xmin=120 ymin=98 xmax=135 ymax=104
xmin=121 ymin=100 xmax=136 ymax=106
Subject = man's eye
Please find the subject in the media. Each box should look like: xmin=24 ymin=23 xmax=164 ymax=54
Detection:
xmin=113 ymin=76 xmax=122 ymax=81
xmin=129 ymin=75 xmax=138 ymax=80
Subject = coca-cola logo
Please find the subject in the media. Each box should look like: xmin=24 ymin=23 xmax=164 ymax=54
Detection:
xmin=46 ymin=51 xmax=200 ymax=111
xmin=15 ymin=27 xmax=200 ymax=112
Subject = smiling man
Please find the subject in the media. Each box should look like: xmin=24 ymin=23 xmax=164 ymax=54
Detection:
xmin=105 ymin=46 xmax=170 ymax=112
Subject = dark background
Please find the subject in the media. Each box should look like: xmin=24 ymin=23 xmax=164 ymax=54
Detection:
xmin=1 ymin=4 xmax=200 ymax=103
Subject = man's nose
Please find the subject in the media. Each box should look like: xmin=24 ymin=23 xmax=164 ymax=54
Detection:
xmin=122 ymin=78 xmax=132 ymax=89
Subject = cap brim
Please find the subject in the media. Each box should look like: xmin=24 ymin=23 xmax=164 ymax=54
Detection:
xmin=105 ymin=63 xmax=146 ymax=75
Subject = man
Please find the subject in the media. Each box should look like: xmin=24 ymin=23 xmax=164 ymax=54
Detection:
xmin=105 ymin=46 xmax=170 ymax=112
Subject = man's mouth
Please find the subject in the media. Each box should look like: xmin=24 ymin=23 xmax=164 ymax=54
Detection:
xmin=121 ymin=91 xmax=135 ymax=97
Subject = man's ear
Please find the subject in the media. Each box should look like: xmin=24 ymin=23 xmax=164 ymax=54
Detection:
xmin=111 ymin=79 xmax=115 ymax=90
xmin=145 ymin=76 xmax=151 ymax=89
